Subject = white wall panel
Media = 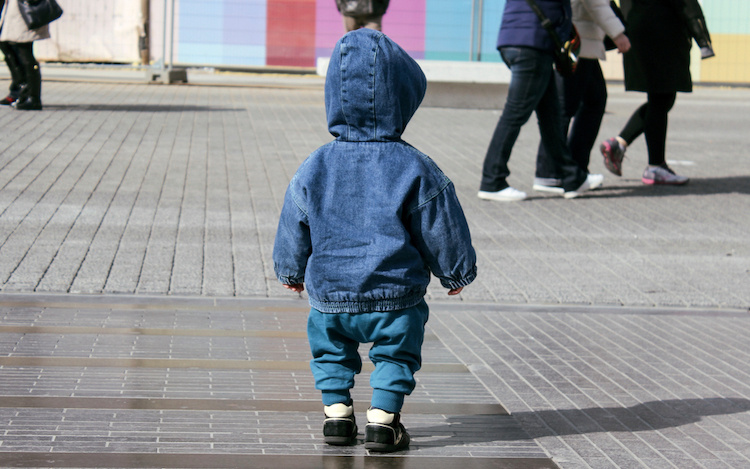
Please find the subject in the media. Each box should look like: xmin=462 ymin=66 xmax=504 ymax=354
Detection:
xmin=35 ymin=0 xmax=143 ymax=63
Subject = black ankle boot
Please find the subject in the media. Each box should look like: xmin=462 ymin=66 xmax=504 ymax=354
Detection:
xmin=15 ymin=96 xmax=42 ymax=110
xmin=15 ymin=59 xmax=42 ymax=111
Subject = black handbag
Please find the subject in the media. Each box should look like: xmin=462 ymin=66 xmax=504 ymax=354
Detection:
xmin=523 ymin=0 xmax=579 ymax=76
xmin=18 ymin=0 xmax=63 ymax=30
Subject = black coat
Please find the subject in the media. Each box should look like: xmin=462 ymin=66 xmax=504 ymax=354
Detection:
xmin=622 ymin=0 xmax=692 ymax=93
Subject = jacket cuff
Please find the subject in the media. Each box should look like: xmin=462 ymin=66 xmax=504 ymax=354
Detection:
xmin=277 ymin=274 xmax=304 ymax=285
xmin=439 ymin=266 xmax=477 ymax=290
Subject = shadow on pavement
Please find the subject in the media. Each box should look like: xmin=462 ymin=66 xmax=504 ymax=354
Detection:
xmin=41 ymin=104 xmax=234 ymax=112
xmin=595 ymin=176 xmax=750 ymax=197
xmin=414 ymin=397 xmax=750 ymax=447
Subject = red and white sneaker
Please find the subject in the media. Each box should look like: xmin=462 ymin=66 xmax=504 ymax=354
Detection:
xmin=642 ymin=165 xmax=689 ymax=185
xmin=600 ymin=137 xmax=626 ymax=176
xmin=0 ymin=95 xmax=17 ymax=106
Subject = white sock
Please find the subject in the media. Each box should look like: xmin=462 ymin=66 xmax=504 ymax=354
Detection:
xmin=325 ymin=403 xmax=353 ymax=418
xmin=367 ymin=408 xmax=394 ymax=424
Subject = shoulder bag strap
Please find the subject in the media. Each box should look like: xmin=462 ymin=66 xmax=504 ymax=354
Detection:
xmin=522 ymin=0 xmax=566 ymax=51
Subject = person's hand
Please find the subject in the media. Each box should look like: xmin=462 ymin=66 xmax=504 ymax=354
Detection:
xmin=613 ymin=33 xmax=631 ymax=54
xmin=283 ymin=283 xmax=305 ymax=293
xmin=447 ymin=287 xmax=463 ymax=296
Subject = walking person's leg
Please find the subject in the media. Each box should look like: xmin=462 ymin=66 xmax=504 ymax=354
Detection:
xmin=0 ymin=42 xmax=25 ymax=105
xmin=534 ymin=70 xmax=569 ymax=193
xmin=534 ymin=59 xmax=600 ymax=193
xmin=642 ymin=91 xmax=676 ymax=166
xmin=479 ymin=47 xmax=553 ymax=201
xmin=535 ymin=65 xmax=598 ymax=197
xmin=13 ymin=42 xmax=43 ymax=111
xmin=567 ymin=59 xmax=607 ymax=171
xmin=620 ymin=103 xmax=648 ymax=146
xmin=601 ymin=100 xmax=647 ymax=176
xmin=640 ymin=91 xmax=687 ymax=184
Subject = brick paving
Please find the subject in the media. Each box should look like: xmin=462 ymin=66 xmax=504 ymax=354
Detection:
xmin=0 ymin=70 xmax=748 ymax=468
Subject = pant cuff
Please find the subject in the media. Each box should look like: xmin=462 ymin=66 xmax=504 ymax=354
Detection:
xmin=371 ymin=389 xmax=405 ymax=414
xmin=321 ymin=390 xmax=352 ymax=406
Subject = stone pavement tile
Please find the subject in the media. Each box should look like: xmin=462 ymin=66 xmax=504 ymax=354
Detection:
xmin=0 ymin=74 xmax=749 ymax=469
xmin=427 ymin=302 xmax=750 ymax=467
xmin=0 ymin=408 xmax=544 ymax=458
xmin=1 ymin=294 xmax=749 ymax=467
xmin=0 ymin=296 xmax=553 ymax=465
xmin=2 ymin=81 xmax=750 ymax=307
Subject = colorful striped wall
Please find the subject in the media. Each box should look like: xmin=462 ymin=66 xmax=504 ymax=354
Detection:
xmin=176 ymin=0 xmax=750 ymax=84
xmin=177 ymin=0 xmax=483 ymax=67
xmin=697 ymin=0 xmax=750 ymax=83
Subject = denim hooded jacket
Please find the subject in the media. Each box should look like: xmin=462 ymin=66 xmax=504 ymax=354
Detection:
xmin=273 ymin=29 xmax=477 ymax=314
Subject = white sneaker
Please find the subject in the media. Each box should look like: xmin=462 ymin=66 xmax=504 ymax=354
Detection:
xmin=532 ymin=177 xmax=564 ymax=194
xmin=478 ymin=187 xmax=527 ymax=202
xmin=563 ymin=173 xmax=604 ymax=199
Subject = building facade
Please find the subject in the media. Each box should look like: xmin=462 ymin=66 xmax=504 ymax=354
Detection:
xmin=34 ymin=0 xmax=750 ymax=85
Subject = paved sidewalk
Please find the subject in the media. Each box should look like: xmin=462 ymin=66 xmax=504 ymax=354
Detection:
xmin=1 ymin=70 xmax=748 ymax=308
xmin=0 ymin=71 xmax=748 ymax=468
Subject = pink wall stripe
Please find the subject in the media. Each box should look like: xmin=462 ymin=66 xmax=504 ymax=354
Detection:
xmin=382 ymin=0 xmax=426 ymax=59
xmin=315 ymin=0 xmax=426 ymax=62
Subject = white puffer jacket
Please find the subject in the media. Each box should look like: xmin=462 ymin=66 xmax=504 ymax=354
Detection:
xmin=573 ymin=0 xmax=625 ymax=60
xmin=0 ymin=0 xmax=50 ymax=43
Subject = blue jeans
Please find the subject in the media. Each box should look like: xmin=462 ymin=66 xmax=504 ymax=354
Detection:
xmin=307 ymin=300 xmax=429 ymax=413
xmin=536 ymin=58 xmax=608 ymax=178
xmin=480 ymin=47 xmax=586 ymax=192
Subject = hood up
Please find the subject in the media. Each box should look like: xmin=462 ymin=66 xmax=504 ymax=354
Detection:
xmin=325 ymin=28 xmax=427 ymax=142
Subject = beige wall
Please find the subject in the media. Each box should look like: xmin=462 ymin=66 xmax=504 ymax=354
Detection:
xmin=34 ymin=1 xmax=143 ymax=63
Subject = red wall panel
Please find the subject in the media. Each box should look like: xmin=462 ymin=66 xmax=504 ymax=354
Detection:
xmin=266 ymin=0 xmax=317 ymax=67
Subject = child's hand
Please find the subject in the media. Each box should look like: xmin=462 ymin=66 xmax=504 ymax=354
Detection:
xmin=283 ymin=283 xmax=305 ymax=293
xmin=447 ymin=287 xmax=463 ymax=296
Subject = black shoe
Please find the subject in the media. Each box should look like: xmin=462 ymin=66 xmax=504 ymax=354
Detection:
xmin=0 ymin=95 xmax=16 ymax=106
xmin=323 ymin=404 xmax=358 ymax=446
xmin=14 ymin=96 xmax=42 ymax=111
xmin=364 ymin=408 xmax=410 ymax=452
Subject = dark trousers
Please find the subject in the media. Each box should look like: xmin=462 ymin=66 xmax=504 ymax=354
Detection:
xmin=0 ymin=42 xmax=41 ymax=101
xmin=536 ymin=58 xmax=607 ymax=179
xmin=480 ymin=47 xmax=586 ymax=192
xmin=620 ymin=92 xmax=676 ymax=166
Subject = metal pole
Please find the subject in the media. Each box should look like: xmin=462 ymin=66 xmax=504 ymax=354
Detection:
xmin=168 ymin=0 xmax=176 ymax=71
xmin=475 ymin=0 xmax=484 ymax=61
xmin=470 ymin=0 xmax=476 ymax=61
xmin=161 ymin=0 xmax=167 ymax=74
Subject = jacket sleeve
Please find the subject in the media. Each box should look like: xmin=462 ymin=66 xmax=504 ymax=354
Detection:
xmin=408 ymin=182 xmax=477 ymax=290
xmin=272 ymin=184 xmax=311 ymax=285
xmin=580 ymin=0 xmax=625 ymax=40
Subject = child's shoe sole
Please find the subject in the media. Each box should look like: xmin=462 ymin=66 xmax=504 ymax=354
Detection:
xmin=364 ymin=422 xmax=410 ymax=452
xmin=323 ymin=417 xmax=358 ymax=445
